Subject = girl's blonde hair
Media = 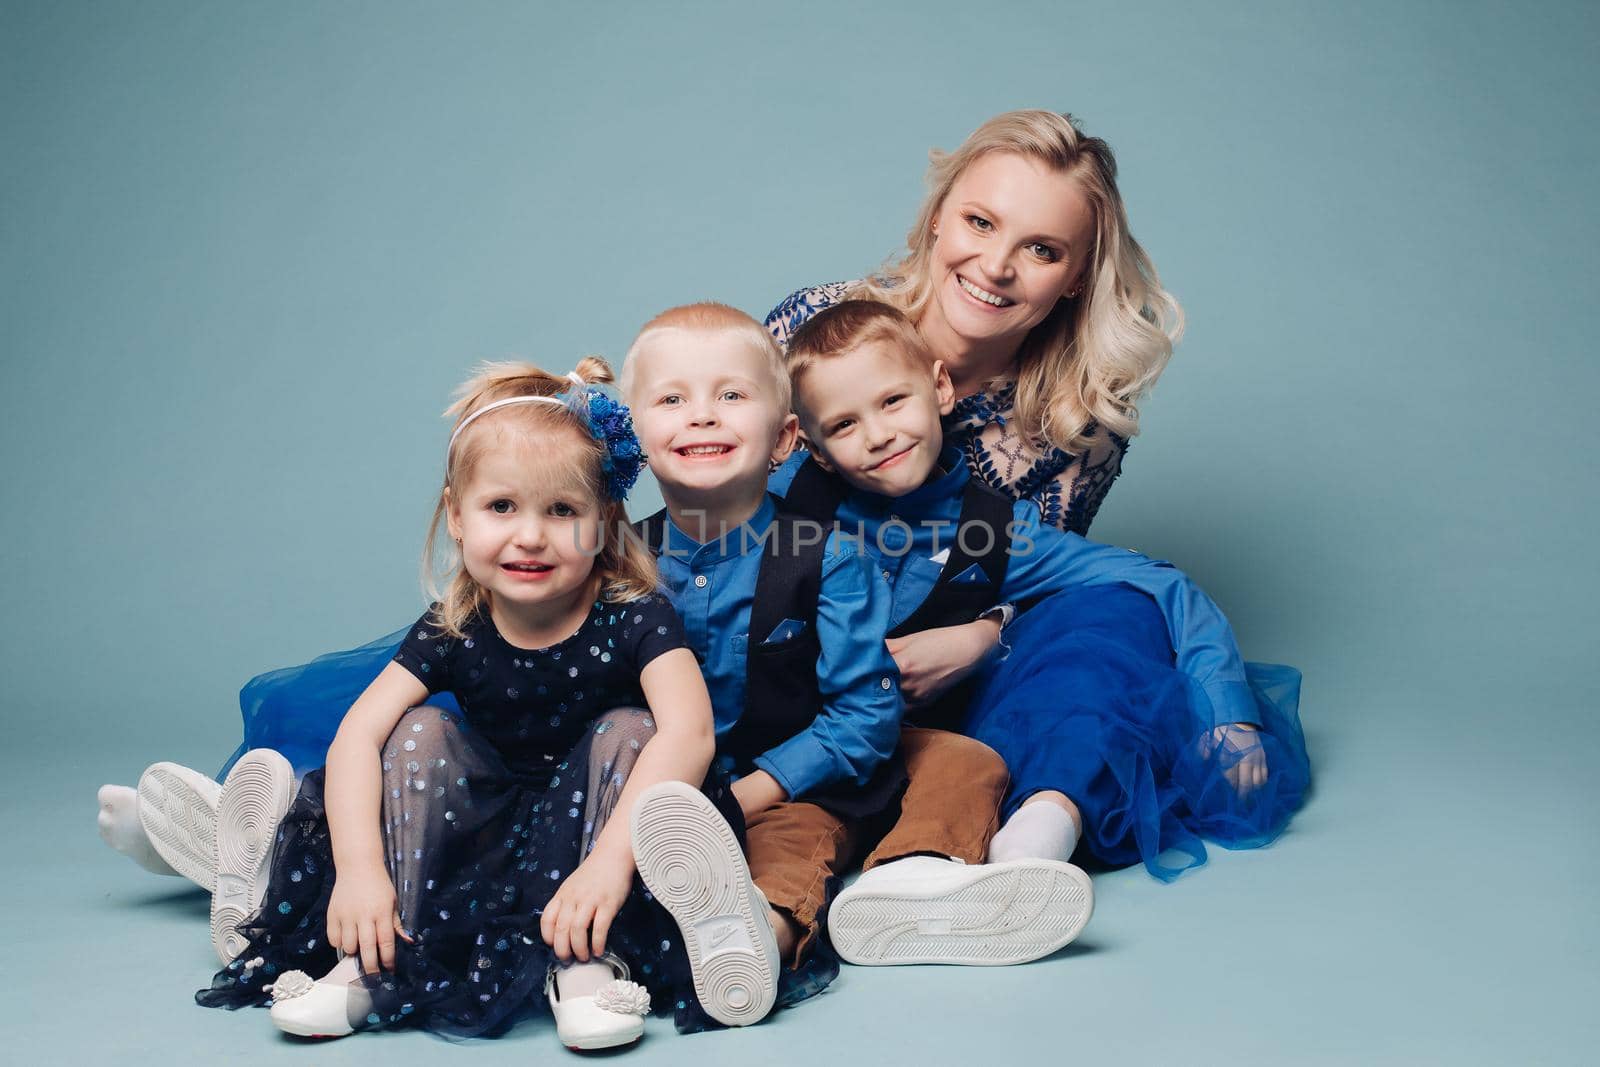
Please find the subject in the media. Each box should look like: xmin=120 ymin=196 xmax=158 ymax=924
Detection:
xmin=855 ymin=109 xmax=1184 ymax=455
xmin=422 ymin=356 xmax=658 ymax=638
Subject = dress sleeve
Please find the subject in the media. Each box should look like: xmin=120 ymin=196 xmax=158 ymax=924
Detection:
xmin=622 ymin=594 xmax=691 ymax=673
xmin=392 ymin=610 xmax=457 ymax=694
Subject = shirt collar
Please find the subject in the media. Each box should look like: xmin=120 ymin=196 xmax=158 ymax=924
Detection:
xmin=663 ymin=494 xmax=777 ymax=565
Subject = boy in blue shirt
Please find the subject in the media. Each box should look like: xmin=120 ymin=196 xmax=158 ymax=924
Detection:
xmin=780 ymin=299 xmax=1286 ymax=886
xmin=623 ymin=303 xmax=1095 ymax=991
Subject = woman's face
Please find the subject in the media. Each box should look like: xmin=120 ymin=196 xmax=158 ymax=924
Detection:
xmin=923 ymin=151 xmax=1096 ymax=357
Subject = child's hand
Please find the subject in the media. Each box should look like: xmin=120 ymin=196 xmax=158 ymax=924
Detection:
xmin=731 ymin=770 xmax=786 ymax=822
xmin=326 ymin=864 xmax=411 ymax=974
xmin=886 ymin=620 xmax=1001 ymax=706
xmin=1204 ymin=722 xmax=1269 ymax=796
xmin=541 ymin=845 xmax=635 ymax=963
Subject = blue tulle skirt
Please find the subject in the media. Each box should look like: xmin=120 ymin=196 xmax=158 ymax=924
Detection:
xmin=964 ymin=585 xmax=1311 ymax=882
xmin=221 ymin=629 xmax=457 ymax=780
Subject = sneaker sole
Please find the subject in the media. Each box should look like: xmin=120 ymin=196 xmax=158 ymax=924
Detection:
xmin=212 ymin=749 xmax=296 ymax=963
xmin=829 ymin=860 xmax=1094 ymax=966
xmin=630 ymin=782 xmax=777 ymax=1027
xmin=137 ymin=763 xmax=222 ymax=892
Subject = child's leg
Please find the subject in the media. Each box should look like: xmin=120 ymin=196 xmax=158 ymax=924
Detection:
xmin=742 ymin=800 xmax=862 ymax=965
xmin=97 ymin=762 xmax=226 ymax=884
xmin=988 ymin=790 xmax=1083 ymax=863
xmin=576 ymin=706 xmax=657 ymax=857
xmin=97 ymin=784 xmax=181 ymax=878
xmin=861 ymin=728 xmax=1007 ymax=868
xmin=831 ymin=728 xmax=1092 ymax=967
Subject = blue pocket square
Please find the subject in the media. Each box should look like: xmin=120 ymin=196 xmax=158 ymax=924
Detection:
xmin=762 ymin=618 xmax=808 ymax=644
xmin=949 ymin=563 xmax=990 ymax=586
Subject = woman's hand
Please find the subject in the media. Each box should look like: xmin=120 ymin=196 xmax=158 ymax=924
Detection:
xmin=541 ymin=844 xmax=636 ymax=962
xmin=731 ymin=769 xmax=787 ymax=822
xmin=326 ymin=863 xmax=411 ymax=974
xmin=1204 ymin=722 xmax=1269 ymax=796
xmin=886 ymin=619 xmax=1002 ymax=706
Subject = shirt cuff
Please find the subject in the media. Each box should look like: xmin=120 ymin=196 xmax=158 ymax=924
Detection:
xmin=752 ymin=734 xmax=838 ymax=802
xmin=1202 ymin=678 xmax=1261 ymax=728
xmin=977 ymin=603 xmax=1016 ymax=630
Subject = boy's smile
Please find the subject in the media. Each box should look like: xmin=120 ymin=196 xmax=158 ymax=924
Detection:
xmin=795 ymin=340 xmax=955 ymax=499
xmin=628 ymin=329 xmax=797 ymax=530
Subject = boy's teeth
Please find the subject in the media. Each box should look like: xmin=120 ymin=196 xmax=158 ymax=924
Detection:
xmin=958 ymin=276 xmax=1012 ymax=306
xmin=681 ymin=445 xmax=730 ymax=455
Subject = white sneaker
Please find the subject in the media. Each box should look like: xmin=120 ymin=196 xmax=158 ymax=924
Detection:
xmin=828 ymin=856 xmax=1094 ymax=966
xmin=629 ymin=781 xmax=778 ymax=1027
xmin=212 ymin=749 xmax=297 ymax=963
xmin=545 ymin=953 xmax=650 ymax=1051
xmin=266 ymin=969 xmax=365 ymax=1039
xmin=136 ymin=762 xmax=223 ymax=891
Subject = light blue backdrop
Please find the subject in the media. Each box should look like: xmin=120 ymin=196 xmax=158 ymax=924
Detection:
xmin=3 ymin=1 xmax=1596 ymax=1063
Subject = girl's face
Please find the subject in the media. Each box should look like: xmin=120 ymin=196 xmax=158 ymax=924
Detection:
xmin=922 ymin=151 xmax=1096 ymax=356
xmin=446 ymin=427 xmax=602 ymax=619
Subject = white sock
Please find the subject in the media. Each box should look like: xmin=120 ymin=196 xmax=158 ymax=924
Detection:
xmin=320 ymin=955 xmax=365 ymax=984
xmin=97 ymin=784 xmax=180 ymax=877
xmin=552 ymin=958 xmax=615 ymax=999
xmin=988 ymin=801 xmax=1079 ymax=863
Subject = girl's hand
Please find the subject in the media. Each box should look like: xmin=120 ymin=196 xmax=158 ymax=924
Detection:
xmin=1204 ymin=722 xmax=1269 ymax=796
xmin=885 ymin=619 xmax=1002 ymax=706
xmin=541 ymin=845 xmax=635 ymax=963
xmin=326 ymin=864 xmax=411 ymax=974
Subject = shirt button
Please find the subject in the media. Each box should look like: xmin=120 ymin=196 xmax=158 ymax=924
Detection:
xmin=880 ymin=677 xmax=892 ymax=690
xmin=881 ymin=570 xmax=891 ymax=581
xmin=693 ymin=574 xmax=708 ymax=588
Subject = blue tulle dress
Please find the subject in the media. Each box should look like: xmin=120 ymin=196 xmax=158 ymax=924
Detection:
xmin=964 ymin=584 xmax=1311 ymax=882
xmin=221 ymin=628 xmax=428 ymax=779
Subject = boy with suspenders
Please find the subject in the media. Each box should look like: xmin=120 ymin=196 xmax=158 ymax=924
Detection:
xmin=778 ymin=299 xmax=1269 ymax=877
xmin=623 ymin=303 xmax=1095 ymax=996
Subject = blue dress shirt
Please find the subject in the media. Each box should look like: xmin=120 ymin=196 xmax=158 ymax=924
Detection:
xmin=652 ymin=494 xmax=903 ymax=800
xmin=772 ymin=452 xmax=1260 ymax=728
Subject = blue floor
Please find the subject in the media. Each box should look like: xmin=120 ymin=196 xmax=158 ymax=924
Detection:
xmin=8 ymin=676 xmax=1596 ymax=1064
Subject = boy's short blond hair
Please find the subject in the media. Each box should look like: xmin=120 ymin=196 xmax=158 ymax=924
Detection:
xmin=783 ymin=300 xmax=934 ymax=412
xmin=622 ymin=302 xmax=791 ymax=414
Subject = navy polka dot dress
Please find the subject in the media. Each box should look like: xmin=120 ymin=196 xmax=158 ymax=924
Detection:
xmin=197 ymin=595 xmax=740 ymax=1037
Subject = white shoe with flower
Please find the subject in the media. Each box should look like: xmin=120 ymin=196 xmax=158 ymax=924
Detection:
xmin=545 ymin=953 xmax=651 ymax=1051
xmin=266 ymin=966 xmax=369 ymax=1039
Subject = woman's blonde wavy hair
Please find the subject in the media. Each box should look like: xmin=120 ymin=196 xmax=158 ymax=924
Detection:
xmin=856 ymin=109 xmax=1183 ymax=455
xmin=421 ymin=356 xmax=658 ymax=639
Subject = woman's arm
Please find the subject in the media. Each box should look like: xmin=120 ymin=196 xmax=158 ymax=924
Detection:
xmin=323 ymin=660 xmax=429 ymax=974
xmin=540 ymin=647 xmax=715 ymax=962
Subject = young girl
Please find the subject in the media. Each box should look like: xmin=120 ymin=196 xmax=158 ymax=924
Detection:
xmin=196 ymin=358 xmax=754 ymax=1047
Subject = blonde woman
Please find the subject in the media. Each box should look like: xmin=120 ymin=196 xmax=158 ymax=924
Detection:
xmin=767 ymin=109 xmax=1181 ymax=537
xmin=769 ymin=111 xmax=1308 ymax=880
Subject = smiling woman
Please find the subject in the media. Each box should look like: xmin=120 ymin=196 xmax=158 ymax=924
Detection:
xmin=766 ymin=109 xmax=1182 ymax=537
xmin=766 ymin=112 xmax=1307 ymax=884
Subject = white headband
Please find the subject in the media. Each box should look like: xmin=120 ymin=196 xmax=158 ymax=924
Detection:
xmin=447 ymin=371 xmax=587 ymax=453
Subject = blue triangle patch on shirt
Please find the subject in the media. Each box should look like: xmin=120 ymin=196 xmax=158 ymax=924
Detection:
xmin=948 ymin=563 xmax=990 ymax=586
xmin=762 ymin=618 xmax=808 ymax=644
